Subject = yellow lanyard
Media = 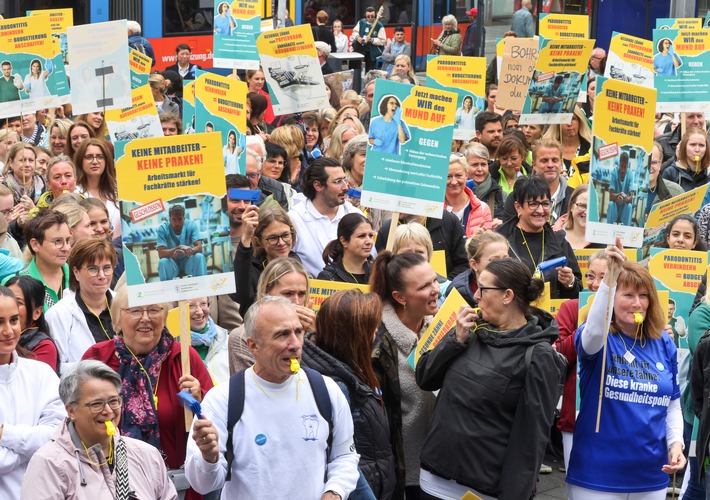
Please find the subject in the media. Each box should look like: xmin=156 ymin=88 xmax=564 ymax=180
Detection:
xmin=85 ymin=295 xmax=113 ymax=341
xmin=125 ymin=344 xmax=162 ymax=409
xmin=519 ymin=226 xmax=544 ymax=273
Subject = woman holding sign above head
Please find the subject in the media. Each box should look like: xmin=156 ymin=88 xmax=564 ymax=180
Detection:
xmin=230 ymin=205 xmax=302 ymax=318
xmin=369 ymin=251 xmax=438 ymax=499
xmin=81 ymin=285 xmax=213 ymax=500
xmin=318 ymin=213 xmax=375 ymax=284
xmin=566 ymin=239 xmax=685 ymax=499
xmin=416 ymin=258 xmax=565 ymax=500
xmin=661 ymin=127 xmax=710 ymax=193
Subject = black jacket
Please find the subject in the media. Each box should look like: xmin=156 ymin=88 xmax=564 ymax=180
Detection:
xmin=444 ymin=269 xmax=477 ymax=307
xmin=164 ymin=63 xmax=202 ymax=80
xmin=475 ymin=179 xmax=505 ymax=220
xmin=302 ymin=337 xmax=396 ymax=499
xmin=416 ymin=310 xmax=566 ymax=499
xmin=375 ymin=211 xmax=469 ymax=280
xmin=229 ymin=242 xmax=301 ymax=317
xmin=692 ymin=330 xmax=710 ymax=478
xmin=658 ymin=125 xmax=682 ymax=171
xmin=317 ymin=259 xmax=371 ymax=284
xmin=495 ymin=218 xmax=582 ymax=299
xmin=257 ymin=176 xmax=289 ymax=210
xmin=660 ymin=162 xmax=710 ymax=193
xmin=312 ymin=25 xmax=337 ymax=54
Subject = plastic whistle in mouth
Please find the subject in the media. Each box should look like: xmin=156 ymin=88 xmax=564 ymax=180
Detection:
xmin=695 ymin=155 xmax=701 ymax=162
xmin=290 ymin=358 xmax=300 ymax=373
xmin=105 ymin=421 xmax=116 ymax=436
xmin=634 ymin=312 xmax=643 ymax=324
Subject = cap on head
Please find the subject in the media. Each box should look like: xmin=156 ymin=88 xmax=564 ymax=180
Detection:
xmin=466 ymin=8 xmax=478 ymax=16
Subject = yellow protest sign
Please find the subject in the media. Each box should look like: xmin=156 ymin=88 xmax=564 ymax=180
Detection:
xmin=129 ymin=49 xmax=153 ymax=88
xmin=401 ymin=86 xmax=458 ymax=130
xmin=308 ymin=279 xmax=370 ymax=312
xmin=431 ymin=250 xmax=447 ymax=278
xmin=539 ymin=13 xmax=589 ymax=39
xmin=105 ymin=84 xmax=162 ymax=142
xmin=649 ymin=249 xmax=708 ymax=293
xmin=28 ymin=8 xmax=73 ymax=33
xmin=657 ymin=18 xmax=702 ymax=30
xmin=606 ymin=32 xmax=655 ymax=87
xmin=646 ymin=185 xmax=709 ymax=228
xmin=407 ymin=288 xmax=466 ymax=369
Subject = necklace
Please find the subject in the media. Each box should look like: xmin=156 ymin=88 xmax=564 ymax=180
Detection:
xmin=82 ymin=438 xmax=113 ymax=467
xmin=85 ymin=294 xmax=113 ymax=341
xmin=252 ymin=369 xmax=294 ymax=397
xmin=616 ymin=322 xmax=645 ymax=363
xmin=518 ymin=226 xmax=544 ymax=276
xmin=342 ymin=261 xmax=362 ymax=284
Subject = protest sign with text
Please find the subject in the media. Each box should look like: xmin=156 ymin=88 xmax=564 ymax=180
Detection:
xmin=213 ymin=0 xmax=262 ymax=69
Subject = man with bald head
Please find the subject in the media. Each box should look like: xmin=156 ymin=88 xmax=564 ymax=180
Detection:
xmin=588 ymin=47 xmax=606 ymax=78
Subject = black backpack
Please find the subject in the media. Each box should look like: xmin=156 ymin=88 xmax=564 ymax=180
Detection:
xmin=224 ymin=366 xmax=333 ymax=481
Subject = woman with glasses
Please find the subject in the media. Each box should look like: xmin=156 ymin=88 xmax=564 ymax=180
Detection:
xmin=187 ymin=296 xmax=229 ymax=385
xmin=563 ymin=185 xmax=604 ymax=250
xmin=46 ymin=238 xmax=117 ymax=374
xmin=73 ymin=138 xmax=120 ymax=238
xmin=369 ymin=95 xmax=410 ymax=156
xmin=3 ymin=142 xmax=45 ymax=205
xmin=228 ymin=256 xmax=315 ymax=374
xmin=318 ymin=213 xmax=374 ymax=284
xmin=82 ymin=284 xmax=213 ymax=500
xmin=495 ymin=176 xmax=582 ymax=299
xmin=416 ymin=258 xmax=565 ymax=500
xmin=22 ymin=360 xmax=178 ymax=499
xmin=0 ymin=285 xmax=65 ymax=499
xmin=231 ymin=206 xmax=301 ymax=318
xmin=7 ymin=275 xmax=59 ymax=373
xmin=554 ymin=250 xmax=609 ymax=470
xmin=445 ymin=153 xmax=492 ymax=237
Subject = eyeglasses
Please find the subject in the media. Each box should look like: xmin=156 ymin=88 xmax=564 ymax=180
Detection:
xmin=83 ymin=264 xmax=113 ymax=277
xmin=122 ymin=307 xmax=164 ymax=319
xmin=650 ymin=160 xmax=662 ymax=166
xmin=189 ymin=300 xmax=210 ymax=310
xmin=330 ymin=177 xmax=349 ymax=186
xmin=82 ymin=396 xmax=122 ymax=414
xmin=584 ymin=273 xmax=605 ymax=282
xmin=263 ymin=232 xmax=292 ymax=245
xmin=574 ymin=202 xmax=588 ymax=210
xmin=477 ymin=286 xmax=505 ymax=295
xmin=526 ymin=200 xmax=552 ymax=210
xmin=84 ymin=154 xmax=105 ymax=163
xmin=245 ymin=172 xmax=260 ymax=180
xmin=47 ymin=237 xmax=74 ymax=248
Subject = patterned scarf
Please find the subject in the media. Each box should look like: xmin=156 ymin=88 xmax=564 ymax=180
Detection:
xmin=4 ymin=171 xmax=44 ymax=204
xmin=115 ymin=328 xmax=173 ymax=450
xmin=191 ymin=317 xmax=218 ymax=347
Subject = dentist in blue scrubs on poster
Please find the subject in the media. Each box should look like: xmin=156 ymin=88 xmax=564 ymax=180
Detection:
xmin=369 ymin=94 xmax=411 ymax=155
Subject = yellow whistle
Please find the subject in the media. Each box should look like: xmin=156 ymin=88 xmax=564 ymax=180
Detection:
xmin=472 ymin=307 xmax=481 ymax=316
xmin=695 ymin=155 xmax=701 ymax=162
xmin=105 ymin=421 xmax=116 ymax=436
xmin=290 ymin=358 xmax=300 ymax=373
xmin=153 ymin=395 xmax=158 ymax=408
xmin=634 ymin=312 xmax=643 ymax=324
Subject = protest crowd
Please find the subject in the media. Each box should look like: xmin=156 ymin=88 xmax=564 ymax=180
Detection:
xmin=3 ymin=4 xmax=710 ymax=500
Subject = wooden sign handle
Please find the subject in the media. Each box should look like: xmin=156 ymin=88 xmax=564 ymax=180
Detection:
xmin=179 ymin=300 xmax=193 ymax=431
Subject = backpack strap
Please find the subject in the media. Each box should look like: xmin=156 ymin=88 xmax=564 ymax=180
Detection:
xmin=224 ymin=369 xmax=245 ymax=481
xmin=224 ymin=367 xmax=334 ymax=482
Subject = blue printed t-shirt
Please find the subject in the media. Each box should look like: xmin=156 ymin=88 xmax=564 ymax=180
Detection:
xmin=368 ymin=116 xmax=410 ymax=155
xmin=567 ymin=325 xmax=679 ymax=493
xmin=157 ymin=219 xmax=200 ymax=263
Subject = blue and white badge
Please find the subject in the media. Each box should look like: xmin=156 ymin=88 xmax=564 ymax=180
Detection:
xmin=656 ymin=362 xmax=665 ymax=371
xmin=255 ymin=433 xmax=267 ymax=446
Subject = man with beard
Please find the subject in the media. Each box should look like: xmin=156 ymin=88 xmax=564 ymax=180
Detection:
xmin=288 ymin=157 xmax=366 ymax=276
xmin=475 ymin=112 xmax=503 ymax=163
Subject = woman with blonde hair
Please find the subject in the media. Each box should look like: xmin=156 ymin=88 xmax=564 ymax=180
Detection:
xmin=327 ymin=123 xmax=359 ymax=161
xmin=48 ymin=118 xmax=73 ymax=156
xmin=228 ymin=256 xmax=315 ymax=373
xmin=76 ymin=112 xmax=109 ymax=140
xmin=3 ymin=142 xmax=45 ymax=204
xmin=393 ymin=54 xmax=419 ymax=85
xmin=148 ymin=74 xmax=180 ymax=115
xmin=327 ymin=105 xmax=361 ymax=137
xmin=542 ymin=106 xmax=592 ymax=174
xmin=52 ymin=203 xmax=94 ymax=243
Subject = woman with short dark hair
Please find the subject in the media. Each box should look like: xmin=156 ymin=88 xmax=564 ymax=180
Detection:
xmin=417 ymin=258 xmax=565 ymax=499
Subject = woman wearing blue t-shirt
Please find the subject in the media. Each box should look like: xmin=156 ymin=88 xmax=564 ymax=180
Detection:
xmin=654 ymin=38 xmax=683 ymax=76
xmin=567 ymin=238 xmax=686 ymax=499
xmin=368 ymin=95 xmax=410 ymax=155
